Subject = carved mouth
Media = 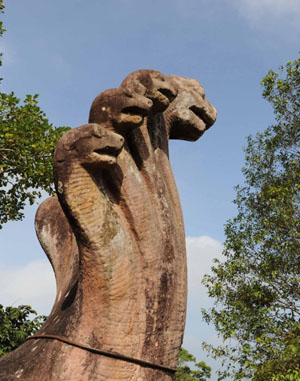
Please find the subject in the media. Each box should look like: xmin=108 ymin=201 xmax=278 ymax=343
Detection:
xmin=189 ymin=105 xmax=210 ymax=126
xmin=94 ymin=145 xmax=122 ymax=157
xmin=157 ymin=87 xmax=176 ymax=102
xmin=121 ymin=106 xmax=148 ymax=117
xmin=146 ymin=87 xmax=175 ymax=112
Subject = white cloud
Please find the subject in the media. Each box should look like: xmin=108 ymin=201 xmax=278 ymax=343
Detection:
xmin=231 ymin=0 xmax=300 ymax=25
xmin=184 ymin=236 xmax=225 ymax=380
xmin=186 ymin=235 xmax=224 ymax=305
xmin=0 ymin=260 xmax=56 ymax=315
xmin=235 ymin=0 xmax=300 ymax=15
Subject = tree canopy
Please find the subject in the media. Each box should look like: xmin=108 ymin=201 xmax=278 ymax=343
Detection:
xmin=202 ymin=58 xmax=300 ymax=380
xmin=0 ymin=0 xmax=70 ymax=228
xmin=0 ymin=92 xmax=70 ymax=227
xmin=175 ymin=348 xmax=211 ymax=380
xmin=0 ymin=304 xmax=45 ymax=357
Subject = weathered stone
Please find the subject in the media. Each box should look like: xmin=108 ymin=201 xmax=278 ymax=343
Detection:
xmin=0 ymin=70 xmax=216 ymax=380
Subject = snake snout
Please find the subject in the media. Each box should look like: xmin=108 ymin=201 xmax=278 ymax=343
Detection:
xmin=189 ymin=100 xmax=217 ymax=129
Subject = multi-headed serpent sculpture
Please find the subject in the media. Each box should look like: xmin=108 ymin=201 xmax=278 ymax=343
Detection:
xmin=0 ymin=70 xmax=216 ymax=381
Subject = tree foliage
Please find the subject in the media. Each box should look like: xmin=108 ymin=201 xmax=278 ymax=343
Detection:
xmin=202 ymin=58 xmax=300 ymax=380
xmin=0 ymin=304 xmax=45 ymax=357
xmin=0 ymin=93 xmax=70 ymax=227
xmin=253 ymin=324 xmax=300 ymax=380
xmin=0 ymin=0 xmax=70 ymax=228
xmin=175 ymin=347 xmax=211 ymax=380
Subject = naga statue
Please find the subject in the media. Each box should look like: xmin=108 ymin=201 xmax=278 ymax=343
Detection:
xmin=0 ymin=70 xmax=216 ymax=380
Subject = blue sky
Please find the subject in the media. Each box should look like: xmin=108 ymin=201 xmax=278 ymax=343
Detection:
xmin=1 ymin=0 xmax=299 ymax=378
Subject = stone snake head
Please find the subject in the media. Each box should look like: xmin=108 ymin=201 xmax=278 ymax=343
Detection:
xmin=89 ymin=87 xmax=153 ymax=134
xmin=121 ymin=69 xmax=177 ymax=113
xmin=54 ymin=123 xmax=125 ymax=169
xmin=166 ymin=75 xmax=217 ymax=141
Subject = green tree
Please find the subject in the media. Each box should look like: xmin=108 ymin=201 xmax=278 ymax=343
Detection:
xmin=0 ymin=304 xmax=45 ymax=357
xmin=0 ymin=0 xmax=70 ymax=228
xmin=253 ymin=324 xmax=300 ymax=380
xmin=175 ymin=348 xmax=211 ymax=380
xmin=202 ymin=58 xmax=300 ymax=380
